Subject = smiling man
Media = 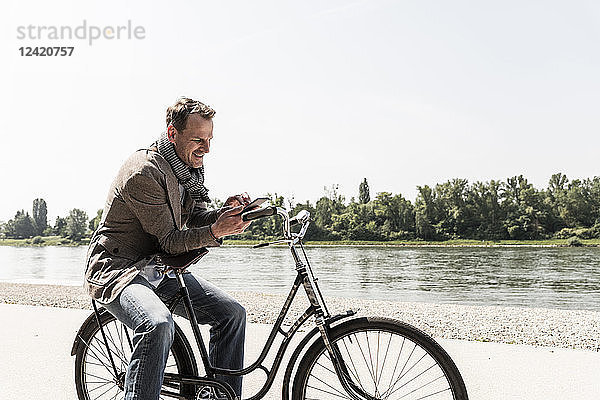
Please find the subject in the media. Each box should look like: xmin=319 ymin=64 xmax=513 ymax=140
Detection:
xmin=84 ymin=97 xmax=250 ymax=399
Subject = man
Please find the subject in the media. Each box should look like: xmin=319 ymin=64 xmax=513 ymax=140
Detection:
xmin=85 ymin=97 xmax=250 ymax=399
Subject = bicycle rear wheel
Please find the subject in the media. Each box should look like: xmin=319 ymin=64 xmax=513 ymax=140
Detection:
xmin=292 ymin=317 xmax=468 ymax=400
xmin=74 ymin=310 xmax=197 ymax=400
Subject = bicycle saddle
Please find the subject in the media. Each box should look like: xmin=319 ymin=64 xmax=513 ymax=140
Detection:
xmin=156 ymin=247 xmax=209 ymax=269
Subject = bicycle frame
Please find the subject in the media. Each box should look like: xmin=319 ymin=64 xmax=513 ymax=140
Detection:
xmin=92 ymin=207 xmax=362 ymax=400
xmin=162 ymin=232 xmax=352 ymax=398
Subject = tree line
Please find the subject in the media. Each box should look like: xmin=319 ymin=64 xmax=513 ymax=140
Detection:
xmin=0 ymin=199 xmax=102 ymax=242
xmin=2 ymin=172 xmax=599 ymax=243
xmin=239 ymin=173 xmax=600 ymax=242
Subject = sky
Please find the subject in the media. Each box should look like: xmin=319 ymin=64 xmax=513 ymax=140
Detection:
xmin=1 ymin=0 xmax=599 ymax=223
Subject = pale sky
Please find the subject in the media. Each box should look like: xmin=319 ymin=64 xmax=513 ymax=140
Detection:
xmin=1 ymin=0 xmax=599 ymax=223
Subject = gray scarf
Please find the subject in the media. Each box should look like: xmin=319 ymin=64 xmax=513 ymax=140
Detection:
xmin=156 ymin=132 xmax=211 ymax=204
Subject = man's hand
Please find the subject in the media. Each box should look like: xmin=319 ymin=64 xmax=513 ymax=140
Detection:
xmin=211 ymin=205 xmax=252 ymax=239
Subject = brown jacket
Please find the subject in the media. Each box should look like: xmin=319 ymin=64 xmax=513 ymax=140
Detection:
xmin=84 ymin=147 xmax=221 ymax=303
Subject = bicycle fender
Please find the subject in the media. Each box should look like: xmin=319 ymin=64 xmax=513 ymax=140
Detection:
xmin=281 ymin=310 xmax=357 ymax=400
xmin=71 ymin=308 xmax=111 ymax=356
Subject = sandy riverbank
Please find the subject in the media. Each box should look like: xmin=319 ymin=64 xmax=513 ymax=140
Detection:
xmin=0 ymin=281 xmax=598 ymax=351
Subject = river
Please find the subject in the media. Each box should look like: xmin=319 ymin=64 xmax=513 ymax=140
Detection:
xmin=1 ymin=245 xmax=599 ymax=310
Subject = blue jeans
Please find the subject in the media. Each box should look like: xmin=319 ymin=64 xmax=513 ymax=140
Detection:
xmin=103 ymin=274 xmax=246 ymax=399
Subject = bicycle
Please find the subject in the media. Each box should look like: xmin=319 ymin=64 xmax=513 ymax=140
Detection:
xmin=72 ymin=206 xmax=469 ymax=400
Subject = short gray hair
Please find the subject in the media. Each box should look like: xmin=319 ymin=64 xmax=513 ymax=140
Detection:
xmin=166 ymin=97 xmax=216 ymax=131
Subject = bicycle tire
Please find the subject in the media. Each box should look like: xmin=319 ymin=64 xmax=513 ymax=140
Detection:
xmin=292 ymin=317 xmax=468 ymax=400
xmin=74 ymin=311 xmax=197 ymax=400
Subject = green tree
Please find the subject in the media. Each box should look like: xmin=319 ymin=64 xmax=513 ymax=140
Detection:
xmin=2 ymin=219 xmax=16 ymax=238
xmin=66 ymin=209 xmax=88 ymax=241
xmin=331 ymin=202 xmax=383 ymax=240
xmin=359 ymin=178 xmax=370 ymax=204
xmin=501 ymin=175 xmax=547 ymax=239
xmin=12 ymin=210 xmax=36 ymax=239
xmin=545 ymin=173 xmax=569 ymax=232
xmin=469 ymin=180 xmax=506 ymax=239
xmin=314 ymin=185 xmax=346 ymax=234
xmin=562 ymin=179 xmax=596 ymax=227
xmin=89 ymin=209 xmax=103 ymax=231
xmin=372 ymin=192 xmax=415 ymax=239
xmin=32 ymin=198 xmax=48 ymax=236
xmin=432 ymin=179 xmax=473 ymax=239
xmin=53 ymin=216 xmax=68 ymax=236
xmin=414 ymin=185 xmax=438 ymax=240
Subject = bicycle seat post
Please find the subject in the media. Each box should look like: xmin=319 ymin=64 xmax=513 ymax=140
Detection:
xmin=173 ymin=269 xmax=214 ymax=378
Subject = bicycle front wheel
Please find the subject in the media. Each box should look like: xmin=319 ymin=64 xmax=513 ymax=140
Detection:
xmin=74 ymin=310 xmax=197 ymax=400
xmin=292 ymin=317 xmax=468 ymax=400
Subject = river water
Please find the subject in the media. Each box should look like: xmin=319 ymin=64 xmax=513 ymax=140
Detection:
xmin=1 ymin=245 xmax=599 ymax=311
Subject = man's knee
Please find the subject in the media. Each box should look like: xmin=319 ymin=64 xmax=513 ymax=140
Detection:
xmin=221 ymin=300 xmax=246 ymax=328
xmin=231 ymin=302 xmax=246 ymax=325
xmin=141 ymin=312 xmax=175 ymax=343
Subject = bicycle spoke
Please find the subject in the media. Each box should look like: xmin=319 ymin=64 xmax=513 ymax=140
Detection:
xmin=364 ymin=330 xmax=379 ymax=396
xmin=88 ymin=380 xmax=113 ymax=392
xmin=376 ymin=331 xmax=393 ymax=390
xmin=394 ymin=374 xmax=445 ymax=399
xmin=309 ymin=371 xmax=352 ymax=398
xmin=88 ymin=336 xmax=113 ymax=363
xmin=307 ymin=384 xmax=351 ymax=399
xmin=324 ymin=343 xmax=364 ymax=390
xmin=322 ymin=338 xmax=369 ymax=397
xmin=82 ymin=335 xmax=108 ymax=363
xmin=120 ymin=323 xmax=133 ymax=373
xmin=398 ymin=353 xmax=427 ymax=382
xmin=374 ymin=330 xmax=380 ymax=394
xmin=384 ymin=351 xmax=428 ymax=398
xmin=402 ymin=386 xmax=451 ymax=400
xmin=110 ymin=387 xmax=122 ymax=400
xmin=79 ymin=335 xmax=116 ymax=377
xmin=385 ymin=343 xmax=416 ymax=396
xmin=87 ymin=347 xmax=116 ymax=376
xmin=85 ymin=371 xmax=114 ymax=383
xmin=384 ymin=335 xmax=405 ymax=397
xmin=354 ymin=332 xmax=378 ymax=388
xmin=86 ymin=360 xmax=108 ymax=368
xmin=113 ymin=322 xmax=128 ymax=371
xmin=316 ymin=360 xmax=337 ymax=375
xmin=340 ymin=336 xmax=366 ymax=390
xmin=103 ymin=324 xmax=128 ymax=365
xmin=93 ymin=380 xmax=119 ymax=400
xmin=106 ymin=328 xmax=127 ymax=372
xmin=386 ymin=362 xmax=439 ymax=399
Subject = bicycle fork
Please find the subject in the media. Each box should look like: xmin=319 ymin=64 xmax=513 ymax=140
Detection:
xmin=314 ymin=315 xmax=379 ymax=400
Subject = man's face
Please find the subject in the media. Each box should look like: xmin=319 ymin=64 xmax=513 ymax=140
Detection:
xmin=168 ymin=114 xmax=213 ymax=168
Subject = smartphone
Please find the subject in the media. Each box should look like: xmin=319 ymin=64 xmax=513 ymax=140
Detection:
xmin=241 ymin=197 xmax=269 ymax=213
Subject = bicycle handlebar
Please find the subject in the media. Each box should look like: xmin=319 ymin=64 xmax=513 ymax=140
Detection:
xmin=241 ymin=204 xmax=311 ymax=241
xmin=289 ymin=210 xmax=310 ymax=227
